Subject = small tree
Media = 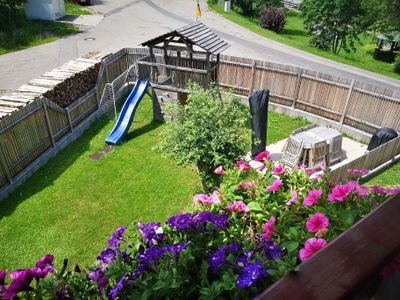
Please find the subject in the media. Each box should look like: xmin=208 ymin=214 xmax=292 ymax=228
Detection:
xmin=301 ymin=0 xmax=367 ymax=54
xmin=254 ymin=0 xmax=282 ymax=13
xmin=158 ymin=83 xmax=250 ymax=192
xmin=0 ymin=0 xmax=26 ymax=31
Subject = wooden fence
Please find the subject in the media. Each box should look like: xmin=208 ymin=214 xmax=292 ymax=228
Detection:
xmin=218 ymin=55 xmax=400 ymax=134
xmin=1 ymin=47 xmax=399 ymax=195
xmin=0 ymin=48 xmax=147 ymax=194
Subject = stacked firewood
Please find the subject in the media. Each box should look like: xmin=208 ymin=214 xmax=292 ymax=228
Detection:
xmin=42 ymin=62 xmax=100 ymax=108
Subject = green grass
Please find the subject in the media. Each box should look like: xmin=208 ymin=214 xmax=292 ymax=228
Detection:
xmin=208 ymin=3 xmax=400 ymax=80
xmin=0 ymin=96 xmax=309 ymax=271
xmin=65 ymin=1 xmax=93 ymax=15
xmin=364 ymin=161 xmax=400 ymax=187
xmin=0 ymin=8 xmax=79 ymax=55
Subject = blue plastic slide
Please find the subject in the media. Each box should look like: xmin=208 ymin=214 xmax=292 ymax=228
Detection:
xmin=105 ymin=80 xmax=150 ymax=145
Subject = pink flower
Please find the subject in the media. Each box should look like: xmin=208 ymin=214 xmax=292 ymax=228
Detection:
xmin=349 ymin=181 xmax=369 ymax=198
xmin=327 ymin=182 xmax=355 ymax=202
xmin=226 ymin=200 xmax=250 ymax=213
xmin=286 ymin=191 xmax=298 ymax=205
xmin=347 ymin=168 xmax=369 ymax=177
xmin=235 ymin=161 xmax=251 ymax=171
xmin=385 ymin=187 xmax=400 ymax=195
xmin=300 ymin=164 xmax=315 ymax=176
xmin=372 ymin=185 xmax=400 ymax=196
xmin=299 ymin=238 xmax=327 ymax=262
xmin=267 ymin=178 xmax=282 ymax=192
xmin=319 ymin=161 xmax=327 ymax=170
xmin=306 ymin=213 xmax=329 ymax=233
xmin=303 ymin=189 xmax=322 ymax=206
xmin=255 ymin=150 xmax=271 ymax=161
xmin=258 ymin=164 xmax=266 ymax=172
xmin=272 ymin=163 xmax=285 ymax=175
xmin=193 ymin=192 xmax=221 ymax=207
xmin=238 ymin=181 xmax=256 ymax=190
xmin=261 ymin=216 xmax=276 ymax=240
xmin=214 ymin=166 xmax=225 ymax=175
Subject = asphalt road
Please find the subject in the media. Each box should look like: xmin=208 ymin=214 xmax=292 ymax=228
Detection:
xmin=1 ymin=0 xmax=400 ymax=92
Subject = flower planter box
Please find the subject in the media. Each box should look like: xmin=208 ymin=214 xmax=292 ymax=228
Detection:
xmin=255 ymin=193 xmax=400 ymax=300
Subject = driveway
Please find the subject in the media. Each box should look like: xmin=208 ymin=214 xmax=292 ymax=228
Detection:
xmin=1 ymin=0 xmax=400 ymax=92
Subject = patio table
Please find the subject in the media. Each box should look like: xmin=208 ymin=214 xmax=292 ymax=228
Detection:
xmin=292 ymin=126 xmax=343 ymax=166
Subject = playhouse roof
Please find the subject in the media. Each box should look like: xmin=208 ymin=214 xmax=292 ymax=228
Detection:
xmin=141 ymin=22 xmax=230 ymax=55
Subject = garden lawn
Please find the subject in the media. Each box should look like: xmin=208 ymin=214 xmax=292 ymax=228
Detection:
xmin=208 ymin=3 xmax=400 ymax=80
xmin=65 ymin=1 xmax=93 ymax=15
xmin=365 ymin=161 xmax=400 ymax=187
xmin=0 ymin=7 xmax=78 ymax=56
xmin=0 ymin=95 xmax=310 ymax=271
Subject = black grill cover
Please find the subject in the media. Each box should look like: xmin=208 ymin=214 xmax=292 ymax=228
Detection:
xmin=249 ymin=89 xmax=269 ymax=157
xmin=367 ymin=128 xmax=398 ymax=151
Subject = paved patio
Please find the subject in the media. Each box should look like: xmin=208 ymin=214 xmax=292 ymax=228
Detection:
xmin=247 ymin=137 xmax=368 ymax=170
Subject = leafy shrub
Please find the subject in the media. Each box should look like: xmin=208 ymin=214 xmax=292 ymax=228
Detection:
xmin=394 ymin=55 xmax=400 ymax=74
xmin=309 ymin=32 xmax=331 ymax=51
xmin=0 ymin=158 xmax=398 ymax=299
xmin=259 ymin=7 xmax=287 ymax=33
xmin=254 ymin=0 xmax=282 ymax=13
xmin=158 ymin=83 xmax=249 ymax=192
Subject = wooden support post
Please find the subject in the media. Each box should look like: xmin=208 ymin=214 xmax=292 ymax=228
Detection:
xmin=340 ymin=79 xmax=355 ymax=125
xmin=0 ymin=141 xmax=12 ymax=184
xmin=43 ymin=102 xmax=56 ymax=147
xmin=292 ymin=68 xmax=303 ymax=108
xmin=66 ymin=108 xmax=74 ymax=132
xmin=248 ymin=61 xmax=256 ymax=96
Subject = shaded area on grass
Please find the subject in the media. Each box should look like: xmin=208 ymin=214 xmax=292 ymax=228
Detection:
xmin=208 ymin=3 xmax=400 ymax=80
xmin=65 ymin=0 xmax=93 ymax=15
xmin=0 ymin=7 xmax=79 ymax=55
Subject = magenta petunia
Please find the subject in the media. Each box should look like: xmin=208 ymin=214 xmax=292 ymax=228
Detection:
xmin=303 ymin=189 xmax=322 ymax=206
xmin=226 ymin=200 xmax=250 ymax=213
xmin=255 ymin=150 xmax=271 ymax=162
xmin=260 ymin=216 xmax=276 ymax=240
xmin=299 ymin=238 xmax=327 ymax=262
xmin=193 ymin=192 xmax=221 ymax=207
xmin=286 ymin=191 xmax=298 ymax=206
xmin=347 ymin=168 xmax=369 ymax=177
xmin=306 ymin=213 xmax=329 ymax=233
xmin=238 ymin=181 xmax=256 ymax=190
xmin=272 ymin=163 xmax=285 ymax=175
xmin=214 ymin=166 xmax=225 ymax=175
xmin=327 ymin=182 xmax=355 ymax=202
xmin=349 ymin=181 xmax=369 ymax=198
xmin=235 ymin=161 xmax=251 ymax=171
xmin=267 ymin=178 xmax=282 ymax=192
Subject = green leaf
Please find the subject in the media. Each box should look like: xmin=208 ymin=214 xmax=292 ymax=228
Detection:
xmin=284 ymin=241 xmax=299 ymax=253
xmin=247 ymin=202 xmax=263 ymax=212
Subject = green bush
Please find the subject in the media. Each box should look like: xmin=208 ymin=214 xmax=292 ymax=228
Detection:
xmin=394 ymin=56 xmax=400 ymax=74
xmin=259 ymin=6 xmax=286 ymax=33
xmin=158 ymin=83 xmax=250 ymax=192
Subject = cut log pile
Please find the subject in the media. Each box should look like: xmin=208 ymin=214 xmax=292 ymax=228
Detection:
xmin=42 ymin=61 xmax=100 ymax=107
xmin=0 ymin=56 xmax=105 ymax=119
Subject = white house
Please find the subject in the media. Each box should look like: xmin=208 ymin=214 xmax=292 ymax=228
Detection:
xmin=25 ymin=0 xmax=66 ymax=21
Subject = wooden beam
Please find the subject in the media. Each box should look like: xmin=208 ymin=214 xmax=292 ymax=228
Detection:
xmin=255 ymin=193 xmax=400 ymax=300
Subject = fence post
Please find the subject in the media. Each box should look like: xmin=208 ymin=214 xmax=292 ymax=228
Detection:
xmin=292 ymin=68 xmax=303 ymax=108
xmin=248 ymin=61 xmax=256 ymax=96
xmin=0 ymin=140 xmax=13 ymax=184
xmin=340 ymin=79 xmax=355 ymax=125
xmin=43 ymin=102 xmax=56 ymax=147
xmin=66 ymin=108 xmax=74 ymax=132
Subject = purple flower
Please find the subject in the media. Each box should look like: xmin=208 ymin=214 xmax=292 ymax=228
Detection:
xmin=138 ymin=247 xmax=165 ymax=268
xmin=33 ymin=254 xmax=55 ymax=279
xmin=97 ymin=248 xmax=116 ymax=265
xmin=137 ymin=222 xmax=163 ymax=246
xmin=236 ymin=250 xmax=254 ymax=268
xmin=209 ymin=246 xmax=227 ymax=273
xmin=226 ymin=243 xmax=242 ymax=254
xmin=109 ymin=272 xmax=128 ymax=299
xmin=131 ymin=265 xmax=146 ymax=280
xmin=166 ymin=213 xmax=196 ymax=231
xmin=56 ymin=284 xmax=69 ymax=300
xmin=4 ymin=269 xmax=35 ymax=299
xmin=258 ymin=240 xmax=284 ymax=260
xmin=108 ymin=226 xmax=127 ymax=249
xmin=89 ymin=267 xmax=109 ymax=295
xmin=236 ymin=259 xmax=268 ymax=288
xmin=209 ymin=214 xmax=230 ymax=230
xmin=162 ymin=242 xmax=190 ymax=262
xmin=0 ymin=270 xmax=7 ymax=295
